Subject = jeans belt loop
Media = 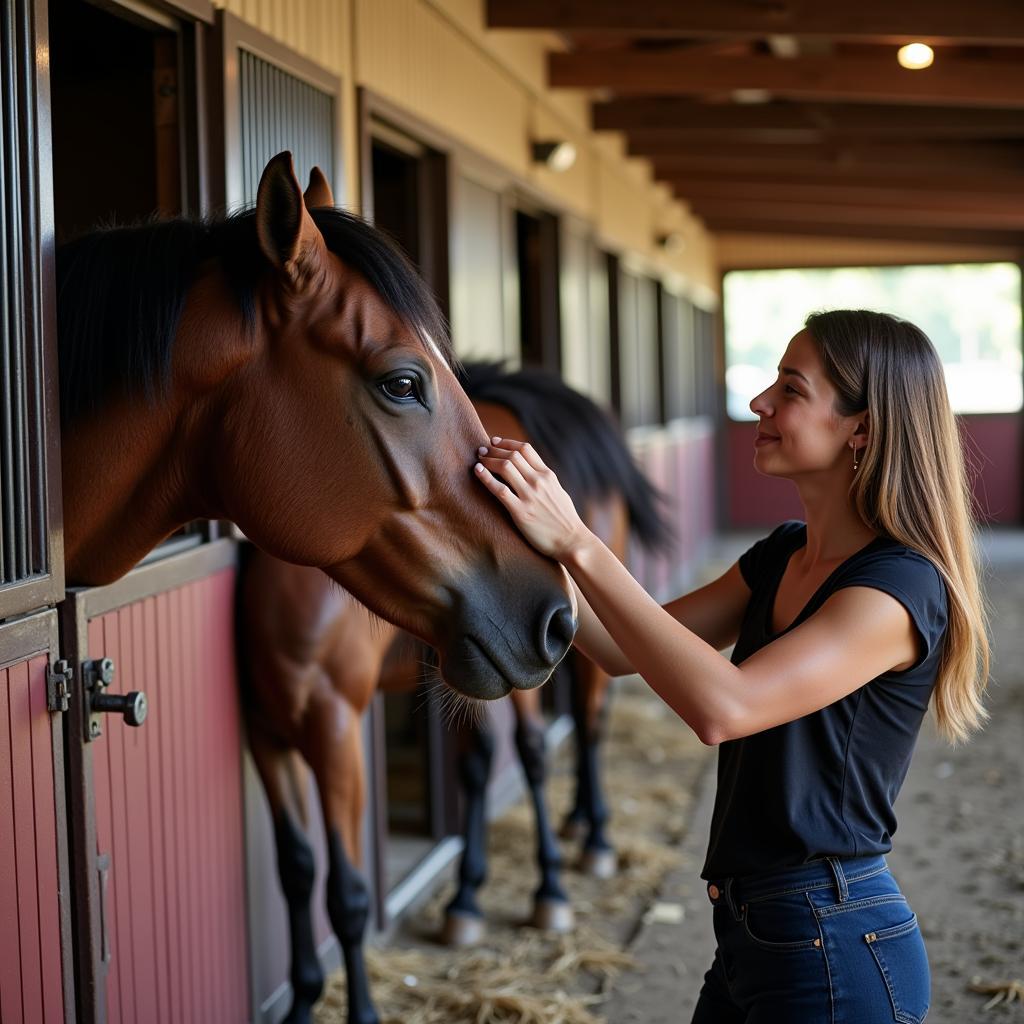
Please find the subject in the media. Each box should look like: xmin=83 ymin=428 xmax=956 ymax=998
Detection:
xmin=826 ymin=856 xmax=849 ymax=903
xmin=723 ymin=876 xmax=743 ymax=921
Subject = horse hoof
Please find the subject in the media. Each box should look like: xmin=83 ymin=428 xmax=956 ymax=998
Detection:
xmin=560 ymin=817 xmax=587 ymax=842
xmin=531 ymin=898 xmax=575 ymax=933
xmin=579 ymin=847 xmax=618 ymax=879
xmin=441 ymin=911 xmax=485 ymax=947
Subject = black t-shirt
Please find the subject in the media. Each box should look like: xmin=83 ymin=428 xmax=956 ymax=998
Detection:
xmin=702 ymin=521 xmax=949 ymax=880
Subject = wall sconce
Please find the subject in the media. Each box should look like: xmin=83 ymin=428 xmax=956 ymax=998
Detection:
xmin=657 ymin=232 xmax=686 ymax=256
xmin=531 ymin=139 xmax=577 ymax=173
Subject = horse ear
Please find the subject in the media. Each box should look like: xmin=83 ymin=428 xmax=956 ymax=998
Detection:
xmin=303 ymin=166 xmax=335 ymax=208
xmin=255 ymin=151 xmax=326 ymax=284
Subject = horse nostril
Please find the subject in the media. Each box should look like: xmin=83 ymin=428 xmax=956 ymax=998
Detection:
xmin=539 ymin=601 xmax=576 ymax=667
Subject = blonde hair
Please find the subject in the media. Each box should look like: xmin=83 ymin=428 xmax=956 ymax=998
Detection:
xmin=805 ymin=309 xmax=989 ymax=744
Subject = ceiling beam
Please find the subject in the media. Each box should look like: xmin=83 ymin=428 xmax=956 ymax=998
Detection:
xmin=686 ymin=197 xmax=1024 ymax=231
xmin=592 ymin=99 xmax=1024 ymax=140
xmin=702 ymin=218 xmax=1024 ymax=247
xmin=636 ymin=140 xmax=1024 ymax=177
xmin=672 ymin=179 xmax=1024 ymax=215
xmin=489 ymin=0 xmax=1024 ymax=46
xmin=549 ymin=52 xmax=1024 ymax=108
xmin=665 ymin=169 xmax=1024 ymax=199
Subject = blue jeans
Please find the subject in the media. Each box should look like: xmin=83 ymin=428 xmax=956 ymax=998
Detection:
xmin=692 ymin=855 xmax=930 ymax=1023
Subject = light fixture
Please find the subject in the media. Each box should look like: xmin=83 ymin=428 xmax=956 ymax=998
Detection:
xmin=656 ymin=232 xmax=686 ymax=255
xmin=531 ymin=140 xmax=577 ymax=173
xmin=897 ymin=43 xmax=934 ymax=70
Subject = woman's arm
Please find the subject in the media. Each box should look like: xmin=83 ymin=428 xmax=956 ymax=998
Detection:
xmin=476 ymin=439 xmax=917 ymax=745
xmin=572 ymin=563 xmax=751 ymax=677
xmin=566 ymin=532 xmax=917 ymax=744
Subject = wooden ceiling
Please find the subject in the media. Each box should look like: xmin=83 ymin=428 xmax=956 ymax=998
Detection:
xmin=486 ymin=1 xmax=1024 ymax=245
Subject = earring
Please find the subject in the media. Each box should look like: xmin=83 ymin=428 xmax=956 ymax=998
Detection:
xmin=852 ymin=445 xmax=861 ymax=472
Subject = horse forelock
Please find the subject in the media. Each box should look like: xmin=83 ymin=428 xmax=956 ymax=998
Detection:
xmin=55 ymin=206 xmax=454 ymax=424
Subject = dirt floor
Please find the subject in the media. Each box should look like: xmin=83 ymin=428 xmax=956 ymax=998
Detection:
xmin=315 ymin=530 xmax=1024 ymax=1023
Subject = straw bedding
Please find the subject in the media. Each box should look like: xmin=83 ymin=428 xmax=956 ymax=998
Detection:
xmin=314 ymin=679 xmax=712 ymax=1023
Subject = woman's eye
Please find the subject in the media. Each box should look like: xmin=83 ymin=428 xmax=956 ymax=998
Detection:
xmin=380 ymin=376 xmax=419 ymax=402
xmin=784 ymin=385 xmax=799 ymax=396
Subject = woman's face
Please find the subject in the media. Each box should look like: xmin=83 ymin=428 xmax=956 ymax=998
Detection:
xmin=749 ymin=329 xmax=861 ymax=480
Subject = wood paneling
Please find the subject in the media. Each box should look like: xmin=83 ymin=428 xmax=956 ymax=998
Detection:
xmin=88 ymin=569 xmax=248 ymax=1023
xmin=489 ymin=0 xmax=1024 ymax=45
xmin=550 ymin=51 xmax=1024 ymax=108
xmin=0 ymin=655 xmax=65 ymax=1024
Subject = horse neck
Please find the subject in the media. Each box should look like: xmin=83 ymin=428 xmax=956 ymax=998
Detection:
xmin=61 ymin=389 xmax=204 ymax=586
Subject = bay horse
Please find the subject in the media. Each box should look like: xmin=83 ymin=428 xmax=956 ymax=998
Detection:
xmin=237 ymin=363 xmax=672 ymax=1024
xmin=56 ymin=152 xmax=575 ymax=1024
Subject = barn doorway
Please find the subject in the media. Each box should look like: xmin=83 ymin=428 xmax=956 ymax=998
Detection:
xmin=48 ymin=0 xmax=192 ymax=241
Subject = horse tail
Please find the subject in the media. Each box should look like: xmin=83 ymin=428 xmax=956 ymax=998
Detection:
xmin=459 ymin=362 xmax=674 ymax=552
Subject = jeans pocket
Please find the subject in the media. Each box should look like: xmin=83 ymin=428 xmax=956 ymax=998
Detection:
xmin=741 ymin=893 xmax=821 ymax=951
xmin=865 ymin=914 xmax=931 ymax=1024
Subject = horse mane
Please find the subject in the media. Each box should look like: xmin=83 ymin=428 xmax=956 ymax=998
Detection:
xmin=55 ymin=207 xmax=452 ymax=425
xmin=460 ymin=362 xmax=673 ymax=551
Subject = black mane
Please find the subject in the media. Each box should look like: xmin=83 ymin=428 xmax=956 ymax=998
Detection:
xmin=55 ymin=207 xmax=452 ymax=425
xmin=460 ymin=362 xmax=673 ymax=550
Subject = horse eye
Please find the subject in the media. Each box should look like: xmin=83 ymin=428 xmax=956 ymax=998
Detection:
xmin=380 ymin=376 xmax=419 ymax=402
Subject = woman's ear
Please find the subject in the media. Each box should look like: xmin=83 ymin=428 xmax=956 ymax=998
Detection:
xmin=852 ymin=410 xmax=870 ymax=451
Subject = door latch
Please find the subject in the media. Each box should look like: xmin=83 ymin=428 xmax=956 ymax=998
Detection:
xmin=47 ymin=659 xmax=73 ymax=713
xmin=83 ymin=658 xmax=148 ymax=742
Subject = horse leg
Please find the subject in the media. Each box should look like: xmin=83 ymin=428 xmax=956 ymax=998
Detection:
xmin=513 ymin=688 xmax=574 ymax=933
xmin=560 ymin=658 xmax=589 ymax=843
xmin=303 ymin=689 xmax=379 ymax=1024
xmin=441 ymin=722 xmax=495 ymax=947
xmin=248 ymin=723 xmax=324 ymax=1024
xmin=573 ymin=657 xmax=617 ymax=879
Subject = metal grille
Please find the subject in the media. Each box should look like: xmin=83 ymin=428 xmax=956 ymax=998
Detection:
xmin=238 ymin=49 xmax=335 ymax=206
xmin=0 ymin=0 xmax=48 ymax=588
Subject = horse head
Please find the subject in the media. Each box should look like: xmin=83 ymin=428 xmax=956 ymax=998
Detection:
xmin=58 ymin=152 xmax=575 ymax=699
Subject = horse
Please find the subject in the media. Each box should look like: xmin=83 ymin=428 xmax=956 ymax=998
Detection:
xmin=56 ymin=152 xmax=575 ymax=1024
xmin=236 ymin=362 xmax=672 ymax=1023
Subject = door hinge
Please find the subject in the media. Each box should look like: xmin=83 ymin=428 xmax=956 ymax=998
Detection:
xmin=47 ymin=659 xmax=73 ymax=713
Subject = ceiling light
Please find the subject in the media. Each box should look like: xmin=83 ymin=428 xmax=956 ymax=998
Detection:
xmin=531 ymin=140 xmax=577 ymax=173
xmin=897 ymin=43 xmax=934 ymax=70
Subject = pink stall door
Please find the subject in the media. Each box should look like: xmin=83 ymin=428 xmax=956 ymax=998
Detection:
xmin=0 ymin=612 xmax=69 ymax=1024
xmin=71 ymin=557 xmax=249 ymax=1024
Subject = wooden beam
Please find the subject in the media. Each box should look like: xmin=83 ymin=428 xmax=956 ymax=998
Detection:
xmin=489 ymin=0 xmax=1024 ymax=46
xmin=593 ymin=99 xmax=1024 ymax=140
xmin=686 ymin=197 xmax=1024 ymax=231
xmin=637 ymin=140 xmax=1024 ymax=178
xmin=549 ymin=51 xmax=1024 ymax=108
xmin=701 ymin=218 xmax=1024 ymax=247
xmin=665 ymin=169 xmax=1024 ymax=199
xmin=672 ymin=178 xmax=1024 ymax=214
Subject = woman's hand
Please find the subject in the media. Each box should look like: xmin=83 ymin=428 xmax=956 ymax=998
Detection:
xmin=474 ymin=437 xmax=591 ymax=561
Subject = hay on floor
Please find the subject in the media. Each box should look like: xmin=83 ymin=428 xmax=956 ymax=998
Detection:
xmin=314 ymin=681 xmax=712 ymax=1023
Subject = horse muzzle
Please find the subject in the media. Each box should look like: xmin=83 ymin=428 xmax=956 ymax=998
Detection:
xmin=439 ymin=594 xmax=576 ymax=699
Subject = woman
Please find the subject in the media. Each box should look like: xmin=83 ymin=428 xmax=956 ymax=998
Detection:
xmin=474 ymin=309 xmax=988 ymax=1023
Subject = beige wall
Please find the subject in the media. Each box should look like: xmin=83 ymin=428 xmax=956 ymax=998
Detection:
xmin=211 ymin=0 xmax=719 ymax=305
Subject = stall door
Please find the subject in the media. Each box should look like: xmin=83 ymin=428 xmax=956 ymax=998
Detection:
xmin=1 ymin=0 xmax=72 ymax=1020
xmin=61 ymin=545 xmax=248 ymax=1024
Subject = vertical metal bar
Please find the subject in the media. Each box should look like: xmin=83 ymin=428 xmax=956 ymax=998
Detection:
xmin=3 ymin=0 xmax=27 ymax=581
xmin=0 ymin=0 xmax=16 ymax=586
xmin=20 ymin=0 xmax=46 ymax=577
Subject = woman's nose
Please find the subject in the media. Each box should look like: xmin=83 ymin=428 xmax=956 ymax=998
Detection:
xmin=750 ymin=388 xmax=772 ymax=417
